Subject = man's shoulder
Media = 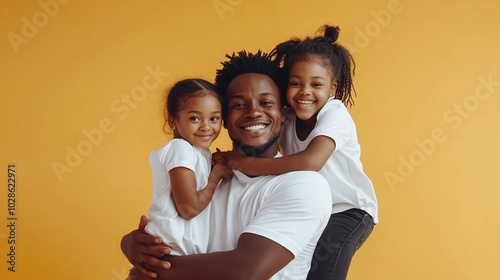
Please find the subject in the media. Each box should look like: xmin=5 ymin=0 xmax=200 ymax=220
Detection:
xmin=225 ymin=171 xmax=330 ymax=205
xmin=236 ymin=171 xmax=327 ymax=187
xmin=263 ymin=171 xmax=331 ymax=202
xmin=272 ymin=171 xmax=328 ymax=185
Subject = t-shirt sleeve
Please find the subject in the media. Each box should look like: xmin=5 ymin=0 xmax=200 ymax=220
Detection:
xmin=243 ymin=171 xmax=331 ymax=257
xmin=157 ymin=139 xmax=197 ymax=172
xmin=312 ymin=101 xmax=354 ymax=151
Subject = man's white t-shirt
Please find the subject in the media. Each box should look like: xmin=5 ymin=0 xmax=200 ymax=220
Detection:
xmin=208 ymin=160 xmax=332 ymax=279
xmin=279 ymin=98 xmax=378 ymax=223
xmin=146 ymin=138 xmax=212 ymax=255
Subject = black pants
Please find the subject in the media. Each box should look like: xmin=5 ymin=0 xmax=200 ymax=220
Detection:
xmin=306 ymin=208 xmax=375 ymax=280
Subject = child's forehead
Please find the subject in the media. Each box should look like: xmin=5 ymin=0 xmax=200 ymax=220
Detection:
xmin=301 ymin=53 xmax=323 ymax=60
xmin=295 ymin=54 xmax=329 ymax=66
xmin=182 ymin=90 xmax=221 ymax=102
xmin=181 ymin=93 xmax=221 ymax=107
xmin=292 ymin=54 xmax=335 ymax=75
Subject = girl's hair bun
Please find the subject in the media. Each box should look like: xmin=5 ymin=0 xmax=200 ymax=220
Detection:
xmin=319 ymin=25 xmax=340 ymax=44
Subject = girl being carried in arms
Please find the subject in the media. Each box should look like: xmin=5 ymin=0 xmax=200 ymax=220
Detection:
xmin=128 ymin=78 xmax=231 ymax=278
xmin=226 ymin=25 xmax=378 ymax=280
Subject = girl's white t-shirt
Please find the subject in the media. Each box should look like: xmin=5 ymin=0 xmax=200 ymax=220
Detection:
xmin=279 ymin=97 xmax=378 ymax=223
xmin=145 ymin=138 xmax=212 ymax=255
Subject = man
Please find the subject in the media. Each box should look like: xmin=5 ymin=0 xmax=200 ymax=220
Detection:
xmin=122 ymin=50 xmax=332 ymax=280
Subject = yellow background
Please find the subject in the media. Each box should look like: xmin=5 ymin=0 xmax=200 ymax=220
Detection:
xmin=1 ymin=0 xmax=499 ymax=279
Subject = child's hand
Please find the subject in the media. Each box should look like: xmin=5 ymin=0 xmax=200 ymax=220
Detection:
xmin=210 ymin=161 xmax=233 ymax=183
xmin=212 ymin=148 xmax=227 ymax=165
xmin=224 ymin=150 xmax=248 ymax=171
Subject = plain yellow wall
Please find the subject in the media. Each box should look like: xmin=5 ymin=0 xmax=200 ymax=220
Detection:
xmin=1 ymin=0 xmax=499 ymax=279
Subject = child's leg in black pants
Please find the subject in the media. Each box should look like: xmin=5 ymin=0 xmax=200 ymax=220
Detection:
xmin=306 ymin=208 xmax=375 ymax=280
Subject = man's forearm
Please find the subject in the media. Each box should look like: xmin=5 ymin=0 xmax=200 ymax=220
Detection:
xmin=154 ymin=251 xmax=248 ymax=280
xmin=147 ymin=233 xmax=294 ymax=280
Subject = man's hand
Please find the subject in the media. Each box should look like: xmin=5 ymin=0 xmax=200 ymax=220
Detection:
xmin=121 ymin=215 xmax=172 ymax=278
xmin=128 ymin=266 xmax=155 ymax=280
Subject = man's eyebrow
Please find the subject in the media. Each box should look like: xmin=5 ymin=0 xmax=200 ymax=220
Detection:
xmin=260 ymin=92 xmax=280 ymax=102
xmin=229 ymin=94 xmax=244 ymax=99
xmin=229 ymin=91 xmax=276 ymax=100
xmin=258 ymin=92 xmax=276 ymax=98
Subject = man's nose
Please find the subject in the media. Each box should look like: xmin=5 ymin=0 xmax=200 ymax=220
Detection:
xmin=246 ymin=102 xmax=263 ymax=118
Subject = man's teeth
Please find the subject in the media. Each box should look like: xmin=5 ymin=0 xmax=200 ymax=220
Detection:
xmin=244 ymin=125 xmax=266 ymax=131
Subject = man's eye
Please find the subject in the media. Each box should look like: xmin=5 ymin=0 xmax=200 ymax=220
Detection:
xmin=231 ymin=103 xmax=245 ymax=109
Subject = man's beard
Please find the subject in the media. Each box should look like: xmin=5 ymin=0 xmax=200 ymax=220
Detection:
xmin=231 ymin=133 xmax=280 ymax=157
